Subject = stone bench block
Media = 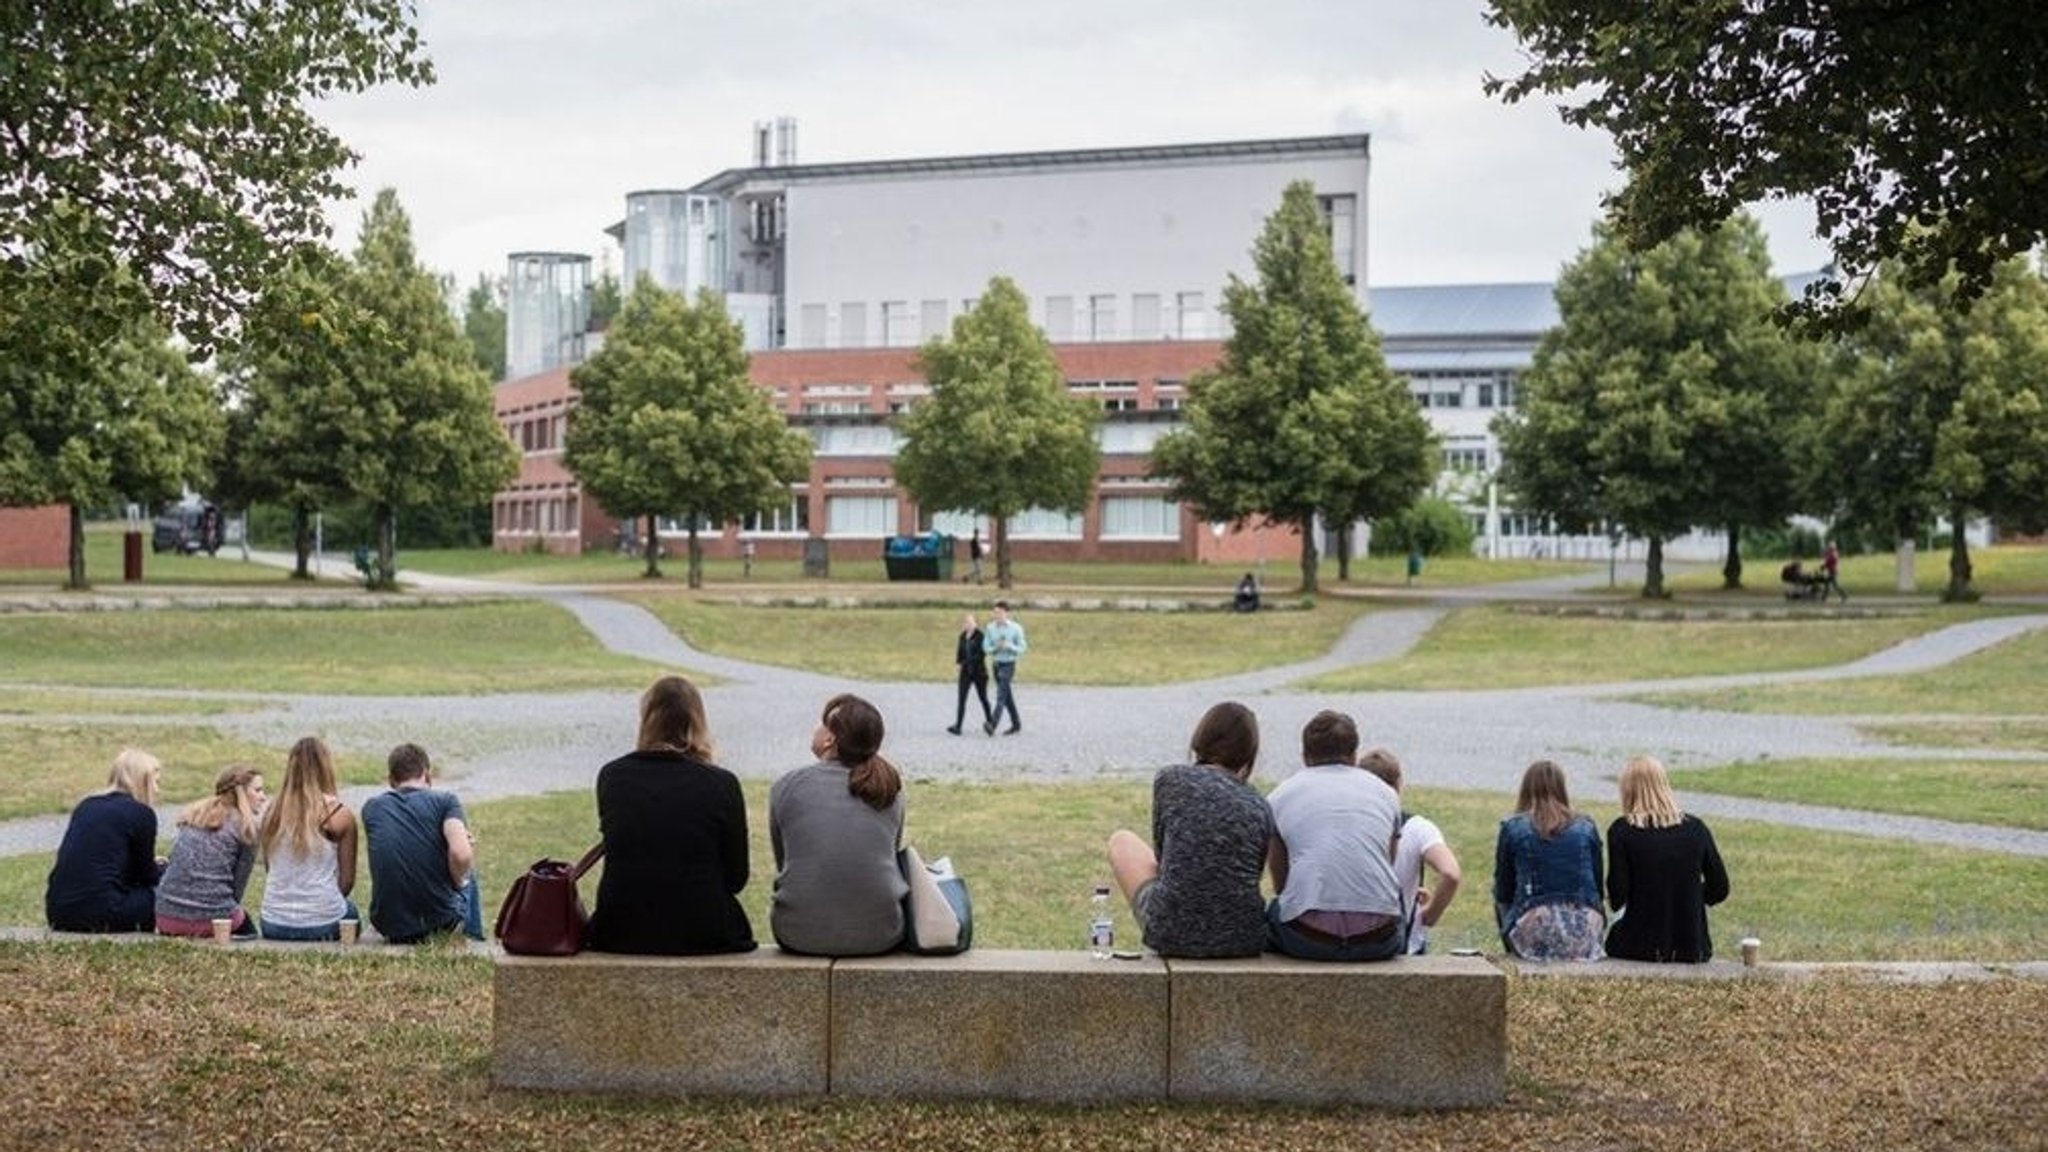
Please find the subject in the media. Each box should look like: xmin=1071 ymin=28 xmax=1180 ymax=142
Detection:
xmin=1165 ymin=952 xmax=1505 ymax=1107
xmin=492 ymin=949 xmax=831 ymax=1097
xmin=830 ymin=949 xmax=1169 ymax=1102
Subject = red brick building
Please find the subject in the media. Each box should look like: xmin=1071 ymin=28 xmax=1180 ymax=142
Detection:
xmin=0 ymin=505 xmax=69 ymax=569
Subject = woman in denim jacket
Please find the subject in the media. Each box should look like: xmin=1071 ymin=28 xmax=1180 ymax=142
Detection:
xmin=1493 ymin=759 xmax=1605 ymax=960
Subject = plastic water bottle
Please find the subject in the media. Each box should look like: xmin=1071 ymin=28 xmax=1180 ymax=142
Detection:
xmin=1089 ymin=884 xmax=1114 ymax=958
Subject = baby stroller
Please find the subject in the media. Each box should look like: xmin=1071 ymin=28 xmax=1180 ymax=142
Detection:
xmin=1780 ymin=561 xmax=1827 ymax=601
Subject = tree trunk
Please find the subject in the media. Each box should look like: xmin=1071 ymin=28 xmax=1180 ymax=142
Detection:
xmin=66 ymin=504 xmax=88 ymax=590
xmin=1642 ymin=536 xmax=1668 ymax=599
xmin=686 ymin=524 xmax=703 ymax=589
xmin=1298 ymin=516 xmax=1319 ymax=595
xmin=372 ymin=503 xmax=397 ymax=591
xmin=1943 ymin=505 xmax=1975 ymax=602
xmin=1335 ymin=522 xmax=1353 ymax=582
xmin=642 ymin=513 xmax=662 ymax=579
xmin=291 ymin=506 xmax=314 ymax=581
xmin=1721 ymin=524 xmax=1743 ymax=590
xmin=994 ymin=516 xmax=1013 ymax=590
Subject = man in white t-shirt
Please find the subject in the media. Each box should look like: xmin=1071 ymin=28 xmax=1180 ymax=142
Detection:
xmin=1359 ymin=748 xmax=1463 ymax=954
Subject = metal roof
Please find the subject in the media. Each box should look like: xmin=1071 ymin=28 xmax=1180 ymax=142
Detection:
xmin=1368 ymin=282 xmax=1560 ymax=339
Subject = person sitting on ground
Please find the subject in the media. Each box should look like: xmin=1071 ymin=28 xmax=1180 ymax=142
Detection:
xmin=586 ymin=675 xmax=756 ymax=956
xmin=1265 ymin=712 xmax=1407 ymax=961
xmin=46 ymin=749 xmax=166 ymax=933
xmin=1107 ymin=701 xmax=1273 ymax=958
xmin=362 ymin=743 xmax=481 ymax=945
xmin=1233 ymin=572 xmax=1261 ymax=613
xmin=258 ymin=737 xmax=360 ymax=942
xmin=1357 ymin=748 xmax=1463 ymax=955
xmin=154 ymin=765 xmax=265 ymax=939
xmin=1493 ymin=759 xmax=1605 ymax=961
xmin=769 ymin=694 xmax=908 ymax=956
xmin=1604 ymin=755 xmax=1730 ymax=963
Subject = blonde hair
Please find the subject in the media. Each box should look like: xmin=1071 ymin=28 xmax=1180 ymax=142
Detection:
xmin=103 ymin=748 xmax=162 ymax=808
xmin=260 ymin=737 xmax=339 ymax=862
xmin=1618 ymin=755 xmax=1684 ymax=829
xmin=178 ymin=765 xmax=263 ymax=846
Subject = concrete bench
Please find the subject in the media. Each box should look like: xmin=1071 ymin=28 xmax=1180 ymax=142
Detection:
xmin=491 ymin=948 xmax=1504 ymax=1107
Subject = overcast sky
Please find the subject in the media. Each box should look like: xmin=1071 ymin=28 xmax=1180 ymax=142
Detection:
xmin=316 ymin=0 xmax=1831 ymax=293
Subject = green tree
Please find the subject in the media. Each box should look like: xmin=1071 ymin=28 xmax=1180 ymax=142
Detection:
xmin=1813 ymin=256 xmax=2048 ymax=601
xmin=216 ymin=250 xmax=369 ymax=579
xmin=1484 ymin=1 xmax=2048 ymax=324
xmin=565 ymin=280 xmax=812 ymax=587
xmin=0 ymin=213 xmax=222 ymax=588
xmin=1494 ymin=216 xmax=1810 ymax=597
xmin=588 ymin=270 xmax=624 ymax=331
xmin=460 ymin=273 xmax=509 ymax=382
xmin=337 ymin=190 xmax=518 ymax=590
xmin=1371 ymin=495 xmax=1478 ymax=559
xmin=893 ymin=277 xmax=1102 ymax=590
xmin=1 ymin=0 xmax=432 ymax=349
xmin=1151 ymin=181 xmax=1434 ymax=593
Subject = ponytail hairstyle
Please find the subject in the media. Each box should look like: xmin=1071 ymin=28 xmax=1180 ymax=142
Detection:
xmin=821 ymin=693 xmax=900 ymax=811
xmin=179 ymin=764 xmax=264 ymax=846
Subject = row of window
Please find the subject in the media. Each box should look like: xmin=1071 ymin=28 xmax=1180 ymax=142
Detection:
xmin=497 ymin=493 xmax=1184 ymax=541
xmin=506 ymin=413 xmax=566 ymax=454
xmin=1409 ymin=376 xmax=1519 ymax=410
xmin=793 ymin=290 xmax=1223 ymax=349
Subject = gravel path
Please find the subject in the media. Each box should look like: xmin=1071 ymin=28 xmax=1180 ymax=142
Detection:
xmin=3 ymin=557 xmax=2043 ymax=860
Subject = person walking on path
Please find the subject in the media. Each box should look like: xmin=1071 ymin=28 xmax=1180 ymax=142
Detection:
xmin=982 ymin=599 xmax=1027 ymax=736
xmin=1821 ymin=540 xmax=1847 ymax=603
xmin=947 ymin=613 xmax=994 ymax=735
xmin=967 ymin=528 xmax=985 ymax=585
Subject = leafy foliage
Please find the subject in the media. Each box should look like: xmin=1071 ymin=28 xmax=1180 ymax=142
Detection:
xmin=564 ymin=280 xmax=812 ymax=586
xmin=1493 ymin=216 xmax=1814 ymax=596
xmin=1370 ymin=495 xmax=1476 ymax=558
xmin=1151 ymin=182 xmax=1434 ymax=593
xmin=893 ymin=277 xmax=1102 ymax=589
xmin=0 ymin=0 xmax=433 ymax=349
xmin=459 ymin=272 xmax=508 ymax=382
xmin=1484 ymin=0 xmax=2048 ymax=324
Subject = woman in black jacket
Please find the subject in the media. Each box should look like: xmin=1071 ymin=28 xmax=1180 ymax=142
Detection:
xmin=1605 ymin=755 xmax=1730 ymax=962
xmin=946 ymin=612 xmax=993 ymax=735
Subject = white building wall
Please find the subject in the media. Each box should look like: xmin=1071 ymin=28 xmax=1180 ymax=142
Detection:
xmin=780 ymin=151 xmax=1368 ymax=348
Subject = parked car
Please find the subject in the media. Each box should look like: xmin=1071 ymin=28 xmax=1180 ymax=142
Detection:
xmin=152 ymin=502 xmax=223 ymax=555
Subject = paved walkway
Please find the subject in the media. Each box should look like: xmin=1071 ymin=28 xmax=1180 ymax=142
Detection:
xmin=3 ymin=554 xmax=2044 ymax=860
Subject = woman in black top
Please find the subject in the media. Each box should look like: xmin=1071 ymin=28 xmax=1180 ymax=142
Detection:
xmin=46 ymin=749 xmax=164 ymax=932
xmin=586 ymin=676 xmax=756 ymax=955
xmin=1605 ymin=755 xmax=1729 ymax=962
xmin=946 ymin=613 xmax=993 ymax=735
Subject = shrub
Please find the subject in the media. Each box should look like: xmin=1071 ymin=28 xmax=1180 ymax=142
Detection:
xmin=1370 ymin=496 xmax=1476 ymax=558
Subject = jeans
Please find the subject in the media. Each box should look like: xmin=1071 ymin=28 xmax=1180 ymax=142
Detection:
xmin=991 ymin=661 xmax=1021 ymax=730
xmin=384 ymin=872 xmax=485 ymax=944
xmin=1266 ymin=901 xmax=1406 ymax=962
xmin=261 ymin=898 xmax=360 ymax=942
xmin=954 ymin=672 xmax=992 ymax=729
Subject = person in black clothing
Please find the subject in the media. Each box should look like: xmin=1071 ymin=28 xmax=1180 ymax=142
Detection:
xmin=46 ymin=749 xmax=164 ymax=932
xmin=1232 ymin=572 xmax=1260 ymax=613
xmin=1604 ymin=755 xmax=1730 ymax=962
xmin=946 ymin=612 xmax=994 ymax=735
xmin=585 ymin=676 xmax=756 ymax=956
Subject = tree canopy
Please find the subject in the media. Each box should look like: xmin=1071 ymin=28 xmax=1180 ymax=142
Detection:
xmin=1484 ymin=1 xmax=2048 ymax=323
xmin=1150 ymin=181 xmax=1434 ymax=593
xmin=564 ymin=279 xmax=812 ymax=587
xmin=2 ymin=0 xmax=433 ymax=350
xmin=893 ymin=276 xmax=1102 ymax=590
xmin=1493 ymin=215 xmax=1814 ymax=596
xmin=460 ymin=272 xmax=509 ymax=382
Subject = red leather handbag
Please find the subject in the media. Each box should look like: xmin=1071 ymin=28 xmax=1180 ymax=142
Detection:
xmin=494 ymin=842 xmax=605 ymax=956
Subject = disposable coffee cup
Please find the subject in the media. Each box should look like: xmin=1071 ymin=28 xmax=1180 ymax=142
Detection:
xmin=1739 ymin=936 xmax=1761 ymax=967
xmin=338 ymin=918 xmax=360 ymax=945
xmin=210 ymin=917 xmax=232 ymax=944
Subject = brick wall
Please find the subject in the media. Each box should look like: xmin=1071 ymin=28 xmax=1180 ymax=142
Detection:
xmin=0 ymin=505 xmax=69 ymax=569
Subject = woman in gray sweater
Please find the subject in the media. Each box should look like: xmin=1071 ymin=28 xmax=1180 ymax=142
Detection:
xmin=769 ymin=693 xmax=908 ymax=955
xmin=154 ymin=765 xmax=266 ymax=938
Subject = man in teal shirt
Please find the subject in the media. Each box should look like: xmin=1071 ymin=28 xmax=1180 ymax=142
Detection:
xmin=981 ymin=600 xmax=1028 ymax=736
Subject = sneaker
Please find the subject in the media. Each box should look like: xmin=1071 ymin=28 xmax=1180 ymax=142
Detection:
xmin=1004 ymin=725 xmax=1021 ymax=736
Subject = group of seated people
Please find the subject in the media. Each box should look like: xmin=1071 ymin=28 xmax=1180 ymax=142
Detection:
xmin=47 ymin=674 xmax=1728 ymax=964
xmin=45 ymin=739 xmax=482 ymax=945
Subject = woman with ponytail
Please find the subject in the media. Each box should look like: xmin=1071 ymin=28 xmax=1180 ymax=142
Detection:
xmin=155 ymin=765 xmax=267 ymax=938
xmin=769 ymin=693 xmax=908 ymax=956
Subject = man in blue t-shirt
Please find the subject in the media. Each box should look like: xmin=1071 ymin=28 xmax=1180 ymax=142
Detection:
xmin=361 ymin=743 xmax=481 ymax=943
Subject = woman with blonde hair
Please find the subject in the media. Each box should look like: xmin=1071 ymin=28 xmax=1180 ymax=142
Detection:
xmin=1493 ymin=759 xmax=1605 ymax=960
xmin=770 ymin=693 xmax=907 ymax=956
xmin=156 ymin=765 xmax=267 ymax=938
xmin=258 ymin=737 xmax=359 ymax=941
xmin=586 ymin=675 xmax=756 ymax=955
xmin=1604 ymin=755 xmax=1729 ymax=962
xmin=45 ymin=749 xmax=165 ymax=932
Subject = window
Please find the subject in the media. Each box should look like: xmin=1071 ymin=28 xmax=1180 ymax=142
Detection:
xmin=1131 ymin=294 xmax=1161 ymax=340
xmin=1477 ymin=383 xmax=1495 ymax=408
xmin=839 ymin=302 xmax=867 ymax=348
xmin=799 ymin=303 xmax=827 ymax=348
xmin=1008 ymin=506 xmax=1083 ymax=538
xmin=1318 ymin=194 xmax=1358 ymax=285
xmin=1099 ymin=495 xmax=1181 ymax=539
xmin=825 ymin=495 xmax=897 ymax=537
xmin=881 ymin=301 xmax=912 ymax=347
xmin=1443 ymin=447 xmax=1490 ymax=472
xmin=743 ymin=492 xmax=810 ymax=535
xmin=1089 ymin=294 xmax=1117 ymax=341
xmin=920 ymin=299 xmax=948 ymax=340
xmin=1176 ymin=292 xmax=1205 ymax=339
xmin=1044 ymin=295 xmax=1074 ymax=341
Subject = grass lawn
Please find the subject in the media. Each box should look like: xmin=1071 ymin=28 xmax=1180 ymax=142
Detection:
xmin=1857 ymin=719 xmax=2048 ymax=752
xmin=1670 ymin=758 xmax=2048 ymax=831
xmin=0 ymin=602 xmax=675 ymax=696
xmin=1640 ymin=624 xmax=2048 ymax=715
xmin=0 ymin=523 xmax=324 ymax=589
xmin=623 ymin=596 xmax=1370 ymax=684
xmin=0 ymin=726 xmax=383 ymax=822
xmin=1300 ymin=604 xmax=1953 ymax=692
xmin=1662 ymin=544 xmax=2048 ymax=598
xmin=0 ymin=688 xmax=269 ymax=717
xmin=0 ymin=942 xmax=2038 ymax=1152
